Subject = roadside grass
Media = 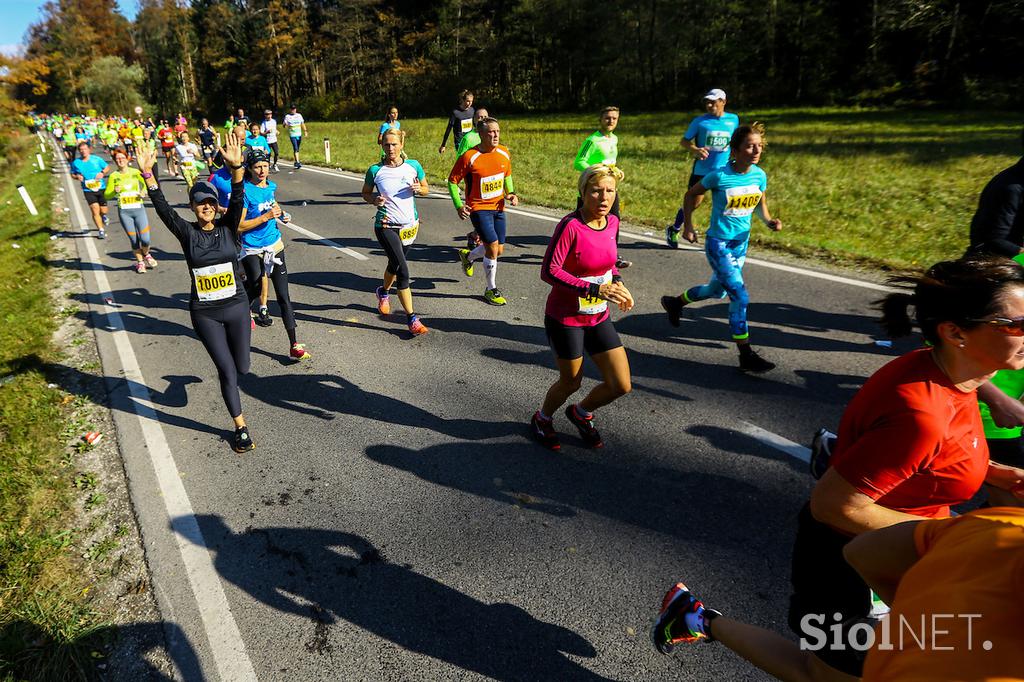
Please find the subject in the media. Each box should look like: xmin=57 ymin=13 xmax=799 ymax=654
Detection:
xmin=0 ymin=133 xmax=99 ymax=680
xmin=304 ymin=108 xmax=1022 ymax=271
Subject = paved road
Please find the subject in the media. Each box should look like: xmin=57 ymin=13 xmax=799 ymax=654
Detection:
xmin=58 ymin=146 xmax=916 ymax=681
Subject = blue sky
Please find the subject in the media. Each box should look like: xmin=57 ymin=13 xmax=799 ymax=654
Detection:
xmin=1 ymin=0 xmax=139 ymax=56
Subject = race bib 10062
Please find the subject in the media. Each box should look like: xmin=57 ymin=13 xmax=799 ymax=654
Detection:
xmin=479 ymin=172 xmax=505 ymax=201
xmin=461 ymin=118 xmax=474 ymax=133
xmin=84 ymin=179 xmax=102 ymax=191
xmin=192 ymin=262 xmax=236 ymax=302
xmin=723 ymin=184 xmax=762 ymax=217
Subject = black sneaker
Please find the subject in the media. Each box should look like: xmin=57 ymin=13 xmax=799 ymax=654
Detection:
xmin=254 ymin=306 xmax=274 ymax=327
xmin=564 ymin=404 xmax=603 ymax=448
xmin=810 ymin=428 xmax=837 ymax=480
xmin=530 ymin=412 xmax=561 ymax=451
xmin=661 ymin=295 xmax=686 ymax=328
xmin=232 ymin=426 xmax=255 ymax=453
xmin=615 ymin=257 xmax=632 ymax=269
xmin=738 ymin=348 xmax=776 ymax=373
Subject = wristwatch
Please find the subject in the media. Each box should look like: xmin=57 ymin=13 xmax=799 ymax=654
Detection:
xmin=141 ymin=172 xmax=153 ymax=179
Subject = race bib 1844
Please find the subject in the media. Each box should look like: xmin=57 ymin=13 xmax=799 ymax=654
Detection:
xmin=192 ymin=262 xmax=236 ymax=302
xmin=479 ymin=172 xmax=505 ymax=201
xmin=722 ymin=184 xmax=762 ymax=217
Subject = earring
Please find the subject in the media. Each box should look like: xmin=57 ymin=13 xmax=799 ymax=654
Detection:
xmin=959 ymin=343 xmax=965 ymax=348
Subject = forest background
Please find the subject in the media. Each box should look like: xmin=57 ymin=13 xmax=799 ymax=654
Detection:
xmin=5 ymin=0 xmax=1024 ymax=118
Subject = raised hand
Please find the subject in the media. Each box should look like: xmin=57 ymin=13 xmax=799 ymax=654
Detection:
xmin=220 ymin=131 xmax=243 ymax=169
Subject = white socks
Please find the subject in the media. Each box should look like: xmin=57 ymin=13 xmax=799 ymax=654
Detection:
xmin=483 ymin=257 xmax=497 ymax=289
xmin=469 ymin=244 xmax=486 ymax=261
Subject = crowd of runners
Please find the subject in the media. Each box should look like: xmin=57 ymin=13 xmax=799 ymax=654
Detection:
xmin=32 ymin=91 xmax=1024 ymax=681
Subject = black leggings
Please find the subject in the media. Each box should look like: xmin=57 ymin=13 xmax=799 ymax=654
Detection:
xmin=269 ymin=141 xmax=279 ymax=165
xmin=375 ymin=226 xmax=411 ymax=289
xmin=190 ymin=299 xmax=251 ymax=418
xmin=242 ymin=250 xmax=297 ymax=330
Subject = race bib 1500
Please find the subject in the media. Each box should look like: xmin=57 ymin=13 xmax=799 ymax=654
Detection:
xmin=192 ymin=262 xmax=236 ymax=302
xmin=479 ymin=172 xmax=505 ymax=201
xmin=723 ymin=185 xmax=762 ymax=217
xmin=705 ymin=130 xmax=732 ymax=151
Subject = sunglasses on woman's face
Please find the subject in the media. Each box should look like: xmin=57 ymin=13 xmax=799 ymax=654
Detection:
xmin=969 ymin=316 xmax=1024 ymax=336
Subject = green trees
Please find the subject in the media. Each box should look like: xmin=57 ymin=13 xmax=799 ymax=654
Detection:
xmin=13 ymin=0 xmax=1024 ymax=117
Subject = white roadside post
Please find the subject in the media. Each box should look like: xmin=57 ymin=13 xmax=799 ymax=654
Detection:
xmin=36 ymin=153 xmax=45 ymax=170
xmin=17 ymin=185 xmax=39 ymax=216
xmin=324 ymin=138 xmax=331 ymax=164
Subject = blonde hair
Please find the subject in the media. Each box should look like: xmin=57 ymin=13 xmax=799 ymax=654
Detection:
xmin=381 ymin=128 xmax=405 ymax=145
xmin=578 ymin=163 xmax=624 ymax=197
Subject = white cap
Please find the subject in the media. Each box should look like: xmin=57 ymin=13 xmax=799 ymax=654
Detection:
xmin=704 ymin=88 xmax=727 ymax=101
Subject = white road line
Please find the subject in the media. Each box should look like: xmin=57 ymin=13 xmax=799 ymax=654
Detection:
xmin=297 ymin=163 xmax=894 ymax=293
xmin=737 ymin=420 xmax=811 ymax=464
xmin=285 ymin=220 xmax=369 ymax=260
xmin=56 ymin=146 xmax=257 ymax=682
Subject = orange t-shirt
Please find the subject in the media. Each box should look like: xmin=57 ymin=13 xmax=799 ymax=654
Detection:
xmin=862 ymin=508 xmax=1024 ymax=681
xmin=448 ymin=144 xmax=512 ymax=211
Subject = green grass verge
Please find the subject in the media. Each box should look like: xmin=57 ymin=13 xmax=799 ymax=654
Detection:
xmin=302 ymin=108 xmax=1022 ymax=271
xmin=0 ymin=133 xmax=100 ymax=680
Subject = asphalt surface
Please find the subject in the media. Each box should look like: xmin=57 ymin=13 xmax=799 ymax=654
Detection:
xmin=60 ymin=147 xmax=917 ymax=681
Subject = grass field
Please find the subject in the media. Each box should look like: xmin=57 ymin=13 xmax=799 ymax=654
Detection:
xmin=301 ymin=108 xmax=1022 ymax=271
xmin=0 ymin=133 xmax=99 ymax=679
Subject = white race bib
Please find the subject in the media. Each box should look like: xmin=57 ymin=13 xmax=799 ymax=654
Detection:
xmin=479 ymin=172 xmax=504 ymax=201
xmin=84 ymin=179 xmax=101 ymax=191
xmin=722 ymin=184 xmax=762 ymax=218
xmin=398 ymin=221 xmax=419 ymax=246
xmin=192 ymin=262 xmax=236 ymax=302
xmin=578 ymin=270 xmax=612 ymax=315
xmin=119 ymin=191 xmax=142 ymax=209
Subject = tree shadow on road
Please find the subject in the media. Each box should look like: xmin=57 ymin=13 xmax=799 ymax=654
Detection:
xmin=183 ymin=516 xmax=616 ymax=682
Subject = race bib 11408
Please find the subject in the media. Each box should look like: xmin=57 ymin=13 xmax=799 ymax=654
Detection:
xmin=722 ymin=184 xmax=762 ymax=217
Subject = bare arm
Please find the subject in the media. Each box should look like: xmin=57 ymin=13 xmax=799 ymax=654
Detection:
xmin=843 ymin=520 xmax=921 ymax=605
xmin=757 ymin=193 xmax=782 ymax=231
xmin=681 ymin=181 xmax=707 ymax=242
xmin=809 ymin=467 xmax=923 ymax=536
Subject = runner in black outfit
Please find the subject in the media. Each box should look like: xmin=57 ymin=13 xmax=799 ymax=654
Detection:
xmin=438 ymin=90 xmax=475 ymax=156
xmin=136 ymin=133 xmax=257 ymax=453
xmin=968 ymin=127 xmax=1024 ymax=257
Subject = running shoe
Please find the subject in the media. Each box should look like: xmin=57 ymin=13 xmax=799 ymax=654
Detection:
xmin=97 ymin=229 xmax=106 ymax=240
xmin=232 ymin=426 xmax=255 ymax=453
xmin=375 ymin=286 xmax=391 ymax=315
xmin=651 ymin=583 xmax=718 ymax=654
xmin=295 ymin=161 xmax=302 ymax=169
xmin=661 ymin=295 xmax=687 ymax=328
xmin=810 ymin=428 xmax=838 ymax=480
xmin=530 ymin=412 xmax=561 ymax=451
xmin=407 ymin=314 xmax=428 ymax=336
xmin=484 ymin=288 xmax=507 ymax=306
xmin=290 ymin=343 xmax=311 ymax=361
xmin=458 ymin=248 xmax=474 ymax=277
xmin=134 ymin=260 xmax=146 ymax=274
xmin=739 ymin=347 xmax=776 ymax=373
xmin=143 ymin=254 xmax=158 ymax=268
xmin=564 ymin=404 xmax=603 ymax=448
xmin=466 ymin=230 xmax=481 ymax=250
xmin=666 ymin=225 xmax=681 ymax=249
xmin=254 ymin=306 xmax=274 ymax=327
xmin=250 ymin=316 xmax=256 ymax=331
xmin=272 ymin=163 xmax=280 ymax=173
xmin=615 ymin=257 xmax=632 ymax=269
xmin=102 ymin=214 xmax=109 ymax=226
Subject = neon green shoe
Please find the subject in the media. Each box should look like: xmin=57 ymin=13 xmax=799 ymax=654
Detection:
xmin=458 ymin=249 xmax=474 ymax=277
xmin=484 ymin=288 xmax=507 ymax=306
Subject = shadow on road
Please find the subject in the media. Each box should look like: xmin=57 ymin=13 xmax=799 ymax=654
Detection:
xmin=1 ymin=619 xmax=200 ymax=681
xmin=183 ymin=516 xmax=615 ymax=681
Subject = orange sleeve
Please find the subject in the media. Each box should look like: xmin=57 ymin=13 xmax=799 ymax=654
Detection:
xmin=913 ymin=516 xmax=946 ymax=556
xmin=448 ymin=151 xmax=470 ymax=184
